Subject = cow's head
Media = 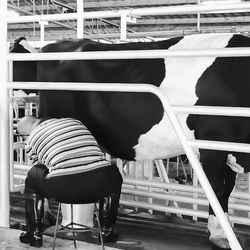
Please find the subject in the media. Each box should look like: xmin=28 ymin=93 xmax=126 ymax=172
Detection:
xmin=10 ymin=37 xmax=38 ymax=95
xmin=10 ymin=37 xmax=38 ymax=54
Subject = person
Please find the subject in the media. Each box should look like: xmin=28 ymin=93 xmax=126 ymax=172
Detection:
xmin=17 ymin=116 xmax=123 ymax=247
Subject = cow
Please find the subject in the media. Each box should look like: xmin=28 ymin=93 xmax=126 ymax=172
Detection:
xmin=10 ymin=34 xmax=250 ymax=249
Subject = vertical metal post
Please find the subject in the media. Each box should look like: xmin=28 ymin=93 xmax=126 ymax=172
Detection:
xmin=197 ymin=0 xmax=201 ymax=31
xmin=192 ymin=173 xmax=198 ymax=221
xmin=147 ymin=161 xmax=153 ymax=214
xmin=0 ymin=0 xmax=10 ymax=227
xmin=248 ymin=173 xmax=250 ymax=219
xmin=159 ymin=97 xmax=242 ymax=250
xmin=9 ymin=61 xmax=14 ymax=192
xmin=120 ymin=14 xmax=127 ymax=41
xmin=39 ymin=20 xmax=48 ymax=46
xmin=32 ymin=0 xmax=36 ymax=41
xmin=77 ymin=0 xmax=84 ymax=38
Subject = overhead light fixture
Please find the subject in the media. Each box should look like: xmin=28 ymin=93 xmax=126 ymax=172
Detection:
xmin=200 ymin=0 xmax=242 ymax=5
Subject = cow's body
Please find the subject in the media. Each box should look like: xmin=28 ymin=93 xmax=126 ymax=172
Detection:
xmin=11 ymin=34 xmax=250 ymax=248
xmin=36 ymin=33 xmax=250 ymax=165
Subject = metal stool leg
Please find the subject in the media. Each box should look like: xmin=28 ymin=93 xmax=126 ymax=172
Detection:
xmin=71 ymin=204 xmax=77 ymax=248
xmin=53 ymin=202 xmax=104 ymax=250
xmin=95 ymin=203 xmax=105 ymax=250
xmin=52 ymin=203 xmax=61 ymax=250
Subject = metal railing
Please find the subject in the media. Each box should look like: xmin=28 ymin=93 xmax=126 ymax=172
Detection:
xmin=9 ymin=80 xmax=246 ymax=250
xmin=3 ymin=2 xmax=250 ymax=249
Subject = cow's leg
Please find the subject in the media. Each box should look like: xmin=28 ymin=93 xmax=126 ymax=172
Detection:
xmin=221 ymin=165 xmax=237 ymax=213
xmin=200 ymin=149 xmax=236 ymax=249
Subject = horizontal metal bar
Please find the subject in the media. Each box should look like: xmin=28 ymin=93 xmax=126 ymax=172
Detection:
xmin=13 ymin=163 xmax=31 ymax=171
xmin=123 ymin=179 xmax=250 ymax=200
xmin=189 ymin=140 xmax=250 ymax=153
xmin=120 ymin=200 xmax=250 ymax=225
xmin=10 ymin=96 xmax=39 ymax=104
xmin=13 ymin=174 xmax=26 ymax=180
xmin=11 ymin=172 xmax=250 ymax=212
xmin=120 ymin=200 xmax=208 ymax=218
xmin=9 ymin=81 xmax=246 ymax=249
xmin=8 ymin=47 xmax=250 ymax=61
xmin=11 ymin=184 xmax=25 ymax=193
xmin=13 ymin=142 xmax=25 ymax=150
xmin=122 ymin=187 xmax=250 ymax=211
xmin=230 ymin=202 xmax=250 ymax=212
xmin=173 ymin=106 xmax=250 ymax=117
xmin=7 ymin=3 xmax=250 ymax=23
xmin=122 ymin=188 xmax=208 ymax=206
xmin=8 ymin=81 xmax=160 ymax=92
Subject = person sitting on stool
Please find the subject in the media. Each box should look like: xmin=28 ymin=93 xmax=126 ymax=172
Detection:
xmin=17 ymin=116 xmax=123 ymax=247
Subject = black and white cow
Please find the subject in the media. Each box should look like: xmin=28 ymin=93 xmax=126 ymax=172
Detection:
xmin=11 ymin=34 xmax=250 ymax=249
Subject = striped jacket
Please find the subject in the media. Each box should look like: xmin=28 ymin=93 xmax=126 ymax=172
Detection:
xmin=25 ymin=118 xmax=110 ymax=178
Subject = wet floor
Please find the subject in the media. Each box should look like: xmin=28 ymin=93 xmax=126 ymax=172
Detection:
xmin=7 ymin=210 xmax=250 ymax=250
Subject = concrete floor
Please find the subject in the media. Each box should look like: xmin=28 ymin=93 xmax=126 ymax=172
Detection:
xmin=5 ymin=211 xmax=250 ymax=250
xmin=7 ymin=192 xmax=250 ymax=250
xmin=0 ymin=227 xmax=120 ymax=250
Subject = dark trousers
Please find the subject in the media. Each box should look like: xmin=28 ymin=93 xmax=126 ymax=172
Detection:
xmin=24 ymin=164 xmax=123 ymax=204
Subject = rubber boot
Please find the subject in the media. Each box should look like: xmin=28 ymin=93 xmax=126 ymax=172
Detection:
xmin=19 ymin=194 xmax=44 ymax=247
xmin=99 ymin=193 xmax=120 ymax=243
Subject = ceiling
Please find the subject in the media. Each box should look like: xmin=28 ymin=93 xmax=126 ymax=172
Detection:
xmin=7 ymin=0 xmax=250 ymax=43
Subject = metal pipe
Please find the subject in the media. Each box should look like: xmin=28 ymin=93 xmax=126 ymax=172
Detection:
xmin=12 ymin=163 xmax=250 ymax=216
xmin=9 ymin=61 xmax=14 ymax=193
xmin=152 ymin=91 xmax=242 ymax=249
xmin=6 ymin=81 xmax=243 ymax=249
xmin=122 ymin=188 xmax=208 ymax=205
xmin=13 ymin=174 xmax=26 ymax=180
xmin=189 ymin=140 xmax=250 ymax=153
xmin=8 ymin=47 xmax=250 ymax=61
xmin=231 ymin=216 xmax=250 ymax=225
xmin=173 ymin=105 xmax=250 ymax=117
xmin=122 ymin=187 xmax=250 ymax=211
xmin=197 ymin=0 xmax=201 ymax=32
xmin=120 ymin=14 xmax=127 ymax=41
xmin=123 ymin=178 xmax=250 ymax=200
xmin=76 ymin=0 xmax=84 ymax=38
xmin=0 ymin=0 xmax=10 ymax=228
xmin=120 ymin=200 xmax=250 ymax=225
xmin=39 ymin=21 xmax=48 ymax=44
xmin=120 ymin=200 xmax=208 ymax=218
xmin=14 ymin=163 xmax=31 ymax=171
xmin=7 ymin=2 xmax=250 ymax=23
xmin=4 ymin=3 xmax=249 ymax=245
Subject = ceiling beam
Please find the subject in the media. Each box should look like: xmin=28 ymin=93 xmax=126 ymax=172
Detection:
xmin=7 ymin=0 xmax=250 ymax=42
xmin=8 ymin=0 xmax=197 ymax=9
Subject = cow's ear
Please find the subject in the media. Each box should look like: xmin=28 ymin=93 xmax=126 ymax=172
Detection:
xmin=14 ymin=37 xmax=26 ymax=45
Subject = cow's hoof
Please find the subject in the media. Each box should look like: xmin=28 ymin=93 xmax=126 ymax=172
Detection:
xmin=210 ymin=237 xmax=231 ymax=249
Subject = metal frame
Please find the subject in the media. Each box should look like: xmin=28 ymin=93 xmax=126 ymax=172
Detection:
xmin=7 ymin=2 xmax=250 ymax=41
xmin=8 ymin=81 xmax=245 ymax=250
xmin=2 ymin=2 xmax=250 ymax=249
xmin=0 ymin=0 xmax=10 ymax=229
xmin=7 ymin=2 xmax=250 ymax=24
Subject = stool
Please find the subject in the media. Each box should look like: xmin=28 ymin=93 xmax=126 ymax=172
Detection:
xmin=52 ymin=202 xmax=104 ymax=250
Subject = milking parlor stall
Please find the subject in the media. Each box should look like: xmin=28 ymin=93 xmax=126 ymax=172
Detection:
xmin=1 ymin=1 xmax=250 ymax=250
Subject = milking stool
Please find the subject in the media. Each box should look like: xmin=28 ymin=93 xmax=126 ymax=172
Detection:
xmin=52 ymin=201 xmax=105 ymax=250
